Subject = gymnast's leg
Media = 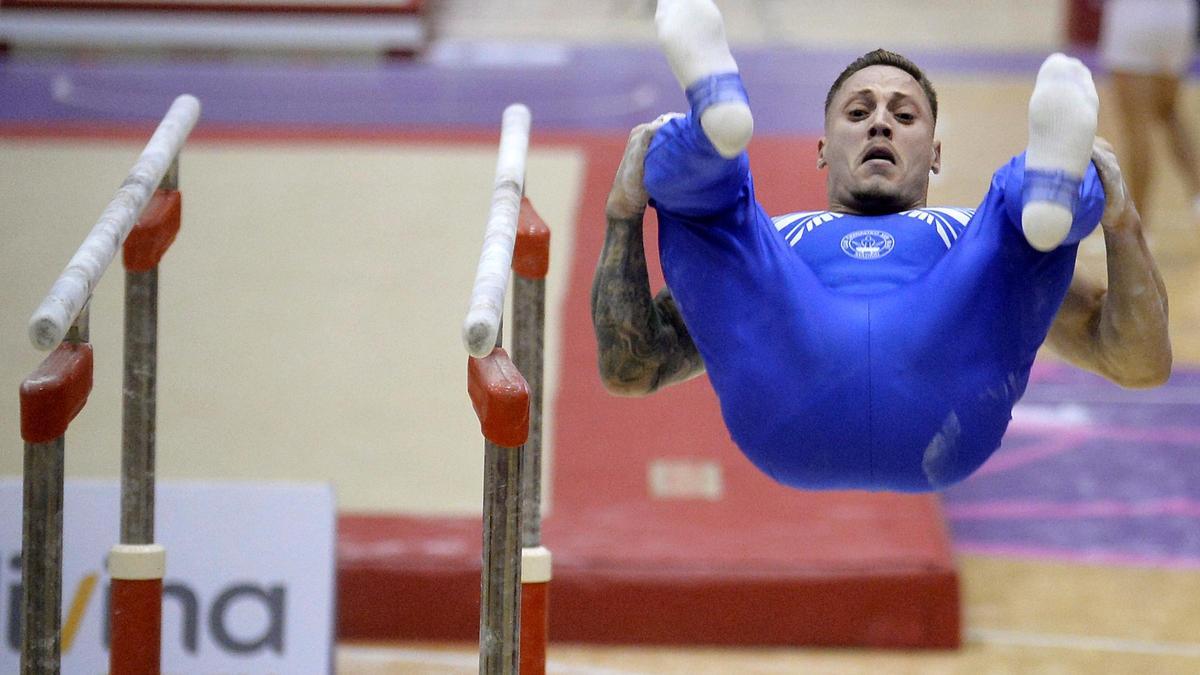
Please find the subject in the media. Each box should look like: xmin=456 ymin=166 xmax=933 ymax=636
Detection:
xmin=1021 ymin=53 xmax=1099 ymax=250
xmin=655 ymin=0 xmax=753 ymax=158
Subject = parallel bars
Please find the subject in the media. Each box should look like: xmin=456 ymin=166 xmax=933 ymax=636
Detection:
xmin=19 ymin=94 xmax=199 ymax=675
xmin=464 ymin=103 xmax=553 ymax=675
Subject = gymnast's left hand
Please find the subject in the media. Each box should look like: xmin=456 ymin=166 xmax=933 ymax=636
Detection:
xmin=1090 ymin=136 xmax=1142 ymax=237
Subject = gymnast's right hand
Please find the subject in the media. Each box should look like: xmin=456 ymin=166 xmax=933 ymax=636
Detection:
xmin=606 ymin=113 xmax=685 ymax=221
xmin=1090 ymin=137 xmax=1141 ymax=236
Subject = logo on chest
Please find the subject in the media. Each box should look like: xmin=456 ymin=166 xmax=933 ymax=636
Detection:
xmin=840 ymin=230 xmax=895 ymax=260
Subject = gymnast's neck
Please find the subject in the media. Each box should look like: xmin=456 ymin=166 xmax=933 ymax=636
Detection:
xmin=828 ymin=190 xmax=929 ymax=216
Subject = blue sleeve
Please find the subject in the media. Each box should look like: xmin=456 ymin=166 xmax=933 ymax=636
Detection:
xmin=643 ymin=113 xmax=750 ymax=218
xmin=997 ymin=152 xmax=1107 ymax=245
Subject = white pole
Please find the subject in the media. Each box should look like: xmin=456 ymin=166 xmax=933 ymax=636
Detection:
xmin=462 ymin=103 xmax=531 ymax=358
xmin=28 ymin=94 xmax=201 ymax=351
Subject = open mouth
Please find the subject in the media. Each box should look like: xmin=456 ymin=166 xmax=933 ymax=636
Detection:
xmin=862 ymin=146 xmax=896 ymax=165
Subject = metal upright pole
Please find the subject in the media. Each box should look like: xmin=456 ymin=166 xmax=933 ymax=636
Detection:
xmin=511 ymin=197 xmax=551 ymax=675
xmin=21 ymin=442 xmax=65 ymax=675
xmin=110 ymin=156 xmax=181 ymax=675
xmin=20 ymin=307 xmax=94 ymax=675
xmin=479 ymin=435 xmax=524 ymax=674
xmin=470 ymin=346 xmax=530 ymax=675
xmin=512 ymin=198 xmax=547 ymax=550
xmin=120 ymin=157 xmax=177 ymax=545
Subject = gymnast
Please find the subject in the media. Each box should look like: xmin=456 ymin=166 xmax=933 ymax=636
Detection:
xmin=590 ymin=0 xmax=1172 ymax=492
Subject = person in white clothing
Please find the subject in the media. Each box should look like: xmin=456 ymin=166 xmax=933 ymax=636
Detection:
xmin=1099 ymin=0 xmax=1200 ymax=222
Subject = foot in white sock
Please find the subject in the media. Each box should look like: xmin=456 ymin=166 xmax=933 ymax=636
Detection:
xmin=1022 ymin=53 xmax=1099 ymax=251
xmin=655 ymin=0 xmax=753 ymax=157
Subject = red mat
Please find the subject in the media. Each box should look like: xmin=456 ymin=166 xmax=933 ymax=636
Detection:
xmin=338 ymin=134 xmax=960 ymax=648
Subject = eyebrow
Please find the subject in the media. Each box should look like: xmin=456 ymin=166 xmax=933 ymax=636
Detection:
xmin=843 ymin=89 xmax=918 ymax=110
xmin=842 ymin=89 xmax=874 ymax=105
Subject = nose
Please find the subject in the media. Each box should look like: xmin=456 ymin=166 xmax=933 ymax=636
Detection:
xmin=867 ymin=109 xmax=892 ymax=139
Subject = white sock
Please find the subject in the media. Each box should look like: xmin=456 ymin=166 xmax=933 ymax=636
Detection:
xmin=1022 ymin=53 xmax=1099 ymax=251
xmin=655 ymin=0 xmax=753 ymax=158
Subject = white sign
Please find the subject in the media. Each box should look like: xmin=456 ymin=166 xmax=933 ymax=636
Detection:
xmin=0 ymin=479 xmax=335 ymax=674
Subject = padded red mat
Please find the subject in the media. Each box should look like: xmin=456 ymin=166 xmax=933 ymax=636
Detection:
xmin=338 ymin=135 xmax=960 ymax=648
xmin=339 ymin=492 xmax=959 ymax=647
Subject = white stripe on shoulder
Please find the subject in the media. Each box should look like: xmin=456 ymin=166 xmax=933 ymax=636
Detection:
xmin=901 ymin=207 xmax=976 ymax=226
xmin=901 ymin=207 xmax=977 ymax=249
xmin=773 ymin=210 xmax=841 ymax=246
xmin=773 ymin=211 xmax=821 ymax=230
xmin=935 ymin=223 xmax=953 ymax=248
xmin=905 ymin=210 xmax=934 ymax=225
xmin=926 ymin=207 xmax=975 ymax=226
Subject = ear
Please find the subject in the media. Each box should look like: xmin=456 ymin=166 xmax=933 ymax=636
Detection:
xmin=930 ymin=139 xmax=942 ymax=175
xmin=816 ymin=137 xmax=827 ymax=169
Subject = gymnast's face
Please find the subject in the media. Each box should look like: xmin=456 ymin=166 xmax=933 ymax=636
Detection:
xmin=818 ymin=65 xmax=941 ymax=215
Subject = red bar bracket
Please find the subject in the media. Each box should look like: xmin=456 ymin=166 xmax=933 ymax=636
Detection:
xmin=467 ymin=348 xmax=530 ymax=448
xmin=20 ymin=341 xmax=94 ymax=443
xmin=123 ymin=189 xmax=182 ymax=272
xmin=513 ymin=196 xmax=550 ymax=280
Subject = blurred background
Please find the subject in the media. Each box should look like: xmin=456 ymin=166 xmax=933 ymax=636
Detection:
xmin=2 ymin=1 xmax=1200 ymax=672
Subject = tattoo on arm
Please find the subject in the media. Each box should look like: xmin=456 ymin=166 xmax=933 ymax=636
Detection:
xmin=590 ymin=212 xmax=704 ymax=395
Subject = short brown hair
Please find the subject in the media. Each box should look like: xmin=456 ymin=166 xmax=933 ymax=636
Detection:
xmin=824 ymin=49 xmax=938 ymax=123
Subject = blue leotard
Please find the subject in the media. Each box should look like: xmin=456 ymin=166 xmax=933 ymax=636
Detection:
xmin=644 ymin=109 xmax=1104 ymax=493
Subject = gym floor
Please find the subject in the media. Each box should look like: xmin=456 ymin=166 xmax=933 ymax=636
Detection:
xmin=2 ymin=1 xmax=1199 ymax=672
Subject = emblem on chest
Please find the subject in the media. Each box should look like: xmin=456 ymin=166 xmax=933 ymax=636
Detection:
xmin=840 ymin=230 xmax=896 ymax=260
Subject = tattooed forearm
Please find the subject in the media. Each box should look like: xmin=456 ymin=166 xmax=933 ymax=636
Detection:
xmin=590 ymin=212 xmax=704 ymax=395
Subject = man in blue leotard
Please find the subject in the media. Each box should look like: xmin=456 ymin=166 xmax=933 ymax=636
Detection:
xmin=590 ymin=3 xmax=1172 ymax=492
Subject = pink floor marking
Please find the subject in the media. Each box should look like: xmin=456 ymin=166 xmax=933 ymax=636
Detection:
xmin=946 ymin=497 xmax=1200 ymax=520
xmin=955 ymin=542 xmax=1200 ymax=570
xmin=972 ymin=431 xmax=1090 ymax=477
